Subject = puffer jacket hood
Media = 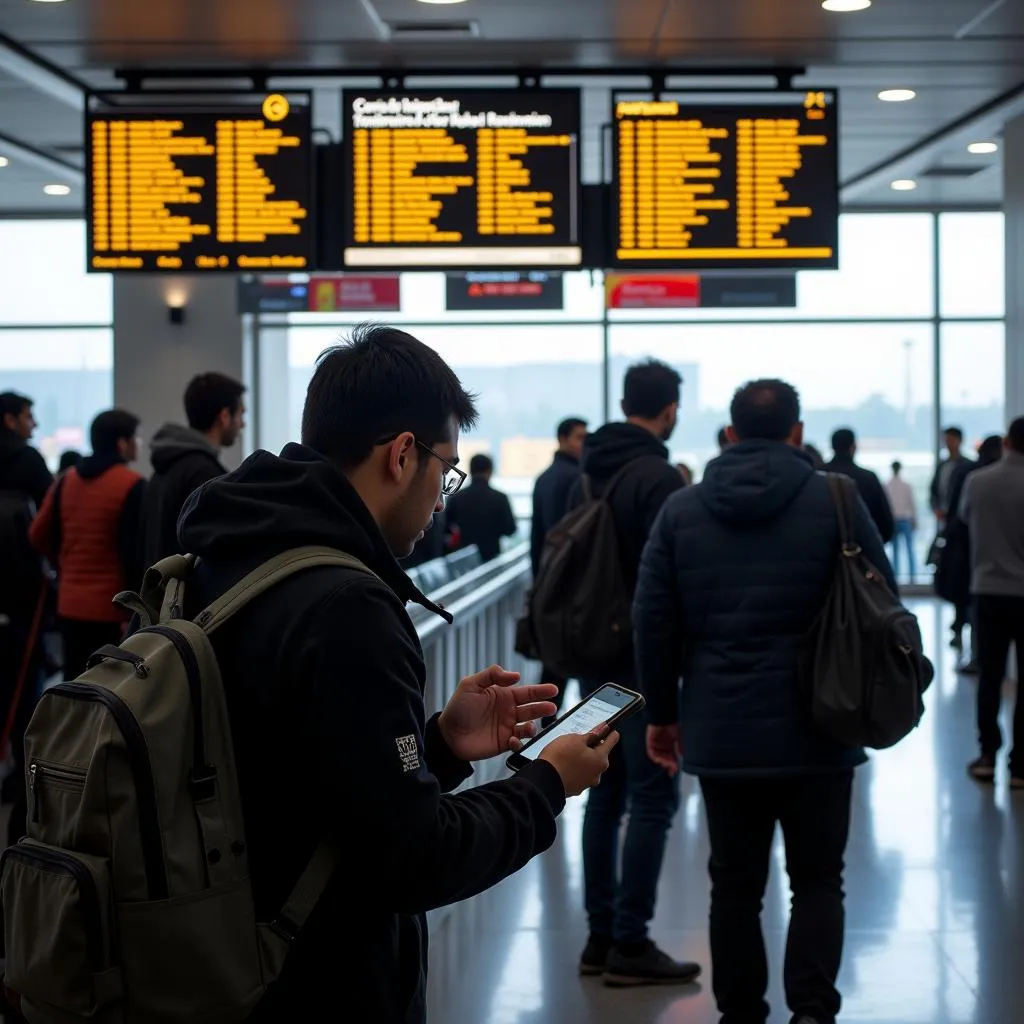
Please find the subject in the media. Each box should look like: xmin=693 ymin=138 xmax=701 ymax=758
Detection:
xmin=150 ymin=423 xmax=221 ymax=475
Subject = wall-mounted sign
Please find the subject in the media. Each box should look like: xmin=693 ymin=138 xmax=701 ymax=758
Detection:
xmin=445 ymin=271 xmax=564 ymax=311
xmin=605 ymin=273 xmax=700 ymax=309
xmin=605 ymin=272 xmax=797 ymax=310
xmin=700 ymin=275 xmax=797 ymax=308
xmin=307 ymin=273 xmax=401 ymax=312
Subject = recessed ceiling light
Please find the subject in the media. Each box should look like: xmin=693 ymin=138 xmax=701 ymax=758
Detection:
xmin=891 ymin=179 xmax=918 ymax=191
xmin=878 ymin=89 xmax=916 ymax=102
xmin=0 ymin=157 xmax=8 ymax=168
xmin=43 ymin=184 xmax=71 ymax=196
xmin=967 ymin=141 xmax=999 ymax=155
xmin=415 ymin=0 xmax=468 ymax=4
xmin=822 ymin=0 xmax=871 ymax=11
xmin=27 ymin=0 xmax=71 ymax=4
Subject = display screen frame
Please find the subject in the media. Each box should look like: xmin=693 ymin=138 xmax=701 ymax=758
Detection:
xmin=609 ymin=87 xmax=840 ymax=272
xmin=84 ymin=89 xmax=316 ymax=274
xmin=339 ymin=87 xmax=584 ymax=272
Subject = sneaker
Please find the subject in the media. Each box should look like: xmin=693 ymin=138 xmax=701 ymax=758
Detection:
xmin=603 ymin=940 xmax=701 ymax=987
xmin=579 ymin=934 xmax=612 ymax=976
xmin=968 ymin=755 xmax=996 ymax=782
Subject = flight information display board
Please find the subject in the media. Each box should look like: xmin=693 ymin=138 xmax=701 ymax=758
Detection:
xmin=341 ymin=89 xmax=582 ymax=269
xmin=613 ymin=91 xmax=838 ymax=270
xmin=86 ymin=93 xmax=313 ymax=272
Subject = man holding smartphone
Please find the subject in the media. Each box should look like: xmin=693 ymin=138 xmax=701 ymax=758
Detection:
xmin=176 ymin=325 xmax=617 ymax=1024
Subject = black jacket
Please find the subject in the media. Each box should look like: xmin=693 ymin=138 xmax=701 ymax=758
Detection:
xmin=177 ymin=444 xmax=565 ymax=1024
xmin=0 ymin=429 xmax=53 ymax=510
xmin=824 ymin=456 xmax=895 ymax=544
xmin=635 ymin=441 xmax=895 ymax=777
xmin=139 ymin=424 xmax=226 ymax=570
xmin=530 ymin=451 xmax=580 ymax=574
xmin=443 ymin=479 xmax=517 ymax=563
xmin=570 ymin=422 xmax=685 ymax=597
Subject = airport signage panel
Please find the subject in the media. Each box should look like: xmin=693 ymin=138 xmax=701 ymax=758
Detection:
xmin=445 ymin=271 xmax=564 ymax=311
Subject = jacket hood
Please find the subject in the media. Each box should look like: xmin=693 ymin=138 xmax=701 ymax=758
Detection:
xmin=698 ymin=440 xmax=815 ymax=525
xmin=178 ymin=442 xmax=450 ymax=621
xmin=150 ymin=423 xmax=223 ymax=474
xmin=581 ymin=422 xmax=668 ymax=480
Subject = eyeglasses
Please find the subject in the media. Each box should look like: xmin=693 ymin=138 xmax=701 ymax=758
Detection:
xmin=375 ymin=434 xmax=467 ymax=499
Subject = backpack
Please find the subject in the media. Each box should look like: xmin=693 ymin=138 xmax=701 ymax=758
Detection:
xmin=515 ymin=459 xmax=648 ymax=680
xmin=802 ymin=475 xmax=934 ymax=750
xmin=0 ymin=546 xmax=372 ymax=1024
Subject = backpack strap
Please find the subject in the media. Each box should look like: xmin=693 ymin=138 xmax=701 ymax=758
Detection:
xmin=586 ymin=454 xmax=666 ymax=503
xmin=826 ymin=474 xmax=860 ymax=555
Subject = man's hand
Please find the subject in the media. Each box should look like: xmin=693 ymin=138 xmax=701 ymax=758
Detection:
xmin=647 ymin=724 xmax=681 ymax=777
xmin=438 ymin=665 xmax=558 ymax=762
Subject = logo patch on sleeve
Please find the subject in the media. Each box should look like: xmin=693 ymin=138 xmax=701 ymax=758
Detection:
xmin=396 ymin=734 xmax=420 ymax=772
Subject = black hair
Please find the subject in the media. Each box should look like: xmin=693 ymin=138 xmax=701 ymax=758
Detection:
xmin=978 ymin=434 xmax=1005 ymax=464
xmin=943 ymin=426 xmax=965 ymax=442
xmin=90 ymin=409 xmax=140 ymax=456
xmin=892 ymin=460 xmax=903 ymax=473
xmin=470 ymin=453 xmax=493 ymax=477
xmin=0 ymin=391 xmax=32 ymax=425
xmin=557 ymin=417 xmax=587 ymax=441
xmin=622 ymin=360 xmax=682 ymax=419
xmin=301 ymin=323 xmax=478 ymax=468
xmin=717 ymin=426 xmax=730 ymax=450
xmin=1007 ymin=417 xmax=1024 ymax=454
xmin=730 ymin=379 xmax=801 ymax=442
xmin=831 ymin=427 xmax=856 ymax=457
xmin=58 ymin=450 xmax=82 ymax=473
xmin=184 ymin=373 xmax=246 ymax=433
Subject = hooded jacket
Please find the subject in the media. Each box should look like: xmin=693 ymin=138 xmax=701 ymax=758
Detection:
xmin=634 ymin=440 xmax=896 ymax=777
xmin=0 ymin=428 xmax=53 ymax=510
xmin=176 ymin=443 xmax=566 ymax=1024
xmin=139 ymin=423 xmax=227 ymax=570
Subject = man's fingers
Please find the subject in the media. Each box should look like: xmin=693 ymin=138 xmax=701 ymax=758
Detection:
xmin=487 ymin=664 xmax=521 ymax=687
xmin=511 ymin=683 xmax=559 ymax=704
xmin=515 ymin=700 xmax=558 ymax=723
xmin=514 ymin=722 xmax=537 ymax=739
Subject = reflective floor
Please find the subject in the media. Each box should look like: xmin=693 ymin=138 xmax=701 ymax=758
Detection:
xmin=427 ymin=600 xmax=1024 ymax=1024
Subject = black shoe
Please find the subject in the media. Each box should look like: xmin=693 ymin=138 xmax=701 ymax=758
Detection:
xmin=968 ymin=755 xmax=996 ymax=782
xmin=579 ymin=934 xmax=612 ymax=976
xmin=603 ymin=940 xmax=701 ymax=987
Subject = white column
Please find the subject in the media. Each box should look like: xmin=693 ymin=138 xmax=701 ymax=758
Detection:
xmin=1005 ymin=115 xmax=1024 ymax=420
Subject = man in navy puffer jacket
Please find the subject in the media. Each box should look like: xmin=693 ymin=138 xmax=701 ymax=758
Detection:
xmin=634 ymin=379 xmax=895 ymax=1024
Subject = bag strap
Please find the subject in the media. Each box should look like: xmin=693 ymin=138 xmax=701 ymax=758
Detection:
xmin=585 ymin=454 xmax=665 ymax=504
xmin=826 ymin=473 xmax=860 ymax=555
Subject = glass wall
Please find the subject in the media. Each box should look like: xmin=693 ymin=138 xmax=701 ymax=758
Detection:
xmin=0 ymin=221 xmax=113 ymax=467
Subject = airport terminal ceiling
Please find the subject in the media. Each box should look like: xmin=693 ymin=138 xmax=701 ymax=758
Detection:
xmin=0 ymin=0 xmax=1021 ymax=214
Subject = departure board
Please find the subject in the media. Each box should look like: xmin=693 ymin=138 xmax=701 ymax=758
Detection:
xmin=86 ymin=93 xmax=313 ymax=272
xmin=613 ymin=91 xmax=838 ymax=270
xmin=341 ymin=89 xmax=582 ymax=269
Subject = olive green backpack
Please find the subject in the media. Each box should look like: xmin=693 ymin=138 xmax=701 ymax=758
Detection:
xmin=1 ymin=546 xmax=371 ymax=1023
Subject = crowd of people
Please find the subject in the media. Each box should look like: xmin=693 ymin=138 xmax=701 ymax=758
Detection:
xmin=0 ymin=323 xmax=1020 ymax=1024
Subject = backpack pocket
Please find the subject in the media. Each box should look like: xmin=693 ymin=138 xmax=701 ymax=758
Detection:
xmin=1 ymin=839 xmax=121 ymax=1021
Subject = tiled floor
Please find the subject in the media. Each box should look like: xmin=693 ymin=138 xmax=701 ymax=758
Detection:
xmin=427 ymin=600 xmax=1024 ymax=1024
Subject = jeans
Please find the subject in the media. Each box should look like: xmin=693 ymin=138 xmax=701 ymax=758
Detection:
xmin=700 ymin=771 xmax=854 ymax=1024
xmin=974 ymin=594 xmax=1024 ymax=775
xmin=580 ymin=676 xmax=679 ymax=944
xmin=890 ymin=518 xmax=916 ymax=582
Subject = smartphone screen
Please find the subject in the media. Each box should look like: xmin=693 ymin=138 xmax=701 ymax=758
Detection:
xmin=512 ymin=684 xmax=643 ymax=763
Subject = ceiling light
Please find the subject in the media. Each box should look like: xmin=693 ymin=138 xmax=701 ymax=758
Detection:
xmin=891 ymin=179 xmax=918 ymax=191
xmin=0 ymin=157 xmax=8 ymax=168
xmin=967 ymin=141 xmax=999 ymax=155
xmin=415 ymin=0 xmax=468 ymax=4
xmin=26 ymin=0 xmax=71 ymax=4
xmin=878 ymin=89 xmax=916 ymax=102
xmin=43 ymin=184 xmax=71 ymax=196
xmin=822 ymin=0 xmax=872 ymax=11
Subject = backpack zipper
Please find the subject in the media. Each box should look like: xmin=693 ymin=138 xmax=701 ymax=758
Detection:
xmin=1 ymin=842 xmax=105 ymax=972
xmin=28 ymin=762 xmax=87 ymax=823
xmin=46 ymin=683 xmax=169 ymax=900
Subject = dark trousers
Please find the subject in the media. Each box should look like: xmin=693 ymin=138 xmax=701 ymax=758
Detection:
xmin=974 ymin=594 xmax=1024 ymax=775
xmin=59 ymin=618 xmax=123 ymax=682
xmin=580 ymin=677 xmax=679 ymax=945
xmin=700 ymin=771 xmax=854 ymax=1024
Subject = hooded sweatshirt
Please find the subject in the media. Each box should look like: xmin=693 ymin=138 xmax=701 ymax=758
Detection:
xmin=176 ymin=443 xmax=566 ymax=1024
xmin=138 ymin=423 xmax=226 ymax=570
xmin=634 ymin=440 xmax=895 ymax=777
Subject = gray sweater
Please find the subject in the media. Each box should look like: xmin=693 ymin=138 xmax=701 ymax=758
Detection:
xmin=963 ymin=451 xmax=1024 ymax=597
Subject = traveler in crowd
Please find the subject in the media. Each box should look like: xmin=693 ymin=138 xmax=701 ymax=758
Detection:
xmin=934 ymin=435 xmax=1004 ymax=673
xmin=675 ymin=462 xmax=693 ymax=485
xmin=804 ymin=442 xmax=826 ymax=470
xmin=531 ymin=415 xmax=587 ymax=722
xmin=931 ymin=425 xmax=972 ymax=523
xmin=0 ymin=391 xmax=53 ymax=845
xmin=826 ymin=427 xmax=895 ymax=543
xmin=885 ymin=459 xmax=918 ymax=582
xmin=139 ymin=372 xmax=246 ymax=570
xmin=635 ymin=379 xmax=895 ymax=1024
xmin=961 ymin=417 xmax=1024 ymax=788
xmin=717 ymin=425 xmax=731 ymax=454
xmin=443 ymin=452 xmax=517 ymax=563
xmin=175 ymin=325 xmax=617 ymax=1023
xmin=29 ymin=409 xmax=145 ymax=680
xmin=570 ymin=359 xmax=699 ymax=987
xmin=57 ymin=449 xmax=82 ymax=475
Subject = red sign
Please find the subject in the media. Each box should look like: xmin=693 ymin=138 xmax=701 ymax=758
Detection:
xmin=605 ymin=273 xmax=701 ymax=310
xmin=308 ymin=274 xmax=401 ymax=312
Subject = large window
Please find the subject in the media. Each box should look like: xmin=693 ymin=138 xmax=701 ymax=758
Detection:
xmin=0 ymin=221 xmax=112 ymax=466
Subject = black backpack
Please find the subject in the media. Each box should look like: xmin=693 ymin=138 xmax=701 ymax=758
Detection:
xmin=802 ymin=474 xmax=934 ymax=749
xmin=516 ymin=459 xmax=647 ymax=680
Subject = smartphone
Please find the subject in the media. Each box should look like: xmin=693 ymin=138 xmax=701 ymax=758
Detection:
xmin=506 ymin=684 xmax=645 ymax=773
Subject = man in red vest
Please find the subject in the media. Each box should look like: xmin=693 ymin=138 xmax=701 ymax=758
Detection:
xmin=30 ymin=409 xmax=145 ymax=680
